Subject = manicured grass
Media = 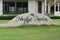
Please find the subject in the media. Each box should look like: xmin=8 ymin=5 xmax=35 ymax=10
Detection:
xmin=0 ymin=26 xmax=60 ymax=40
xmin=0 ymin=20 xmax=10 ymax=24
xmin=53 ymin=19 xmax=60 ymax=24
xmin=0 ymin=19 xmax=60 ymax=40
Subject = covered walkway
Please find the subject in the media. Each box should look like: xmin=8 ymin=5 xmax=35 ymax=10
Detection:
xmin=0 ymin=0 xmax=60 ymax=16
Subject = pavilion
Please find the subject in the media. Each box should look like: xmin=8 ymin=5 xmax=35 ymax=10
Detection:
xmin=0 ymin=0 xmax=60 ymax=16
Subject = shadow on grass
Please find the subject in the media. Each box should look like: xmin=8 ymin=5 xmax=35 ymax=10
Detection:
xmin=18 ymin=24 xmax=60 ymax=28
xmin=0 ymin=24 xmax=60 ymax=29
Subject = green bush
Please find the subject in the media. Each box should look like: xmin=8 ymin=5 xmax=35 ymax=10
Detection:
xmin=50 ymin=16 xmax=60 ymax=19
xmin=0 ymin=16 xmax=60 ymax=20
xmin=0 ymin=16 xmax=15 ymax=20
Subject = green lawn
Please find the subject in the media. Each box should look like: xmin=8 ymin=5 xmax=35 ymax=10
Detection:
xmin=0 ymin=26 xmax=60 ymax=40
xmin=0 ymin=20 xmax=10 ymax=24
xmin=53 ymin=19 xmax=60 ymax=24
xmin=0 ymin=19 xmax=60 ymax=40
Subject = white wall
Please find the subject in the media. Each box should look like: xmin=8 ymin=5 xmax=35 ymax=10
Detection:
xmin=0 ymin=0 xmax=3 ymax=15
xmin=28 ymin=0 xmax=38 ymax=13
xmin=54 ymin=12 xmax=60 ymax=16
xmin=42 ymin=1 xmax=44 ymax=14
xmin=54 ymin=3 xmax=60 ymax=16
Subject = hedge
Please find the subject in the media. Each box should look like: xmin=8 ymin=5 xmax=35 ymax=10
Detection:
xmin=50 ymin=16 xmax=60 ymax=19
xmin=0 ymin=16 xmax=15 ymax=20
xmin=0 ymin=16 xmax=60 ymax=20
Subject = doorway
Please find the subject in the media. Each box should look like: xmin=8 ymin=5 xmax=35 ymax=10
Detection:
xmin=38 ymin=1 xmax=42 ymax=13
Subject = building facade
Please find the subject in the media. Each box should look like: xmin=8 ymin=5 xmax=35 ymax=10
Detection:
xmin=0 ymin=0 xmax=60 ymax=16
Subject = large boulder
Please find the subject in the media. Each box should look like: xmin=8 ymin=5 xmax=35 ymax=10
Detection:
xmin=0 ymin=13 xmax=56 ymax=27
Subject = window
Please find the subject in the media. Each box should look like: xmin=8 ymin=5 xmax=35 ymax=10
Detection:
xmin=59 ymin=4 xmax=60 ymax=11
xmin=3 ymin=2 xmax=28 ymax=14
xmin=17 ymin=2 xmax=28 ymax=13
xmin=56 ymin=5 xmax=58 ymax=11
xmin=51 ymin=6 xmax=54 ymax=13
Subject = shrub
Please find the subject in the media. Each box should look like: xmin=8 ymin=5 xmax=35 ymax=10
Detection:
xmin=50 ymin=16 xmax=60 ymax=19
xmin=0 ymin=16 xmax=60 ymax=20
xmin=0 ymin=16 xmax=15 ymax=20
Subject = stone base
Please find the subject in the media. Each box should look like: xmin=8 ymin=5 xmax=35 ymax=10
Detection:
xmin=0 ymin=13 xmax=56 ymax=27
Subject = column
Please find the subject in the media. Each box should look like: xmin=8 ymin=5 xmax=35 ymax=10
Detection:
xmin=58 ymin=3 xmax=59 ymax=12
xmin=54 ymin=0 xmax=56 ymax=13
xmin=42 ymin=1 xmax=45 ymax=14
xmin=44 ymin=0 xmax=47 ymax=14
xmin=48 ymin=3 xmax=50 ymax=14
xmin=28 ymin=0 xmax=38 ymax=13
xmin=0 ymin=0 xmax=3 ymax=15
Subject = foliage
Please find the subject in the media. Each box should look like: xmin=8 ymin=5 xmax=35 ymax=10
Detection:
xmin=0 ymin=16 xmax=60 ymax=20
xmin=50 ymin=16 xmax=60 ymax=19
xmin=0 ymin=16 xmax=15 ymax=20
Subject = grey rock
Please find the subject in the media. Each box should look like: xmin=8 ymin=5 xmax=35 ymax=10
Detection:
xmin=0 ymin=13 xmax=57 ymax=27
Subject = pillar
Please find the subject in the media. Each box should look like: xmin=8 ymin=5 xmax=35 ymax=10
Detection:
xmin=28 ymin=0 xmax=38 ymax=13
xmin=42 ymin=1 xmax=45 ymax=14
xmin=54 ymin=0 xmax=56 ymax=14
xmin=58 ymin=3 xmax=59 ymax=12
xmin=0 ymin=0 xmax=3 ymax=15
xmin=44 ymin=0 xmax=47 ymax=14
xmin=48 ymin=3 xmax=50 ymax=14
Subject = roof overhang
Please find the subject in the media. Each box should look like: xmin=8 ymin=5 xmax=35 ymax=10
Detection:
xmin=3 ymin=0 xmax=28 ymax=2
xmin=56 ymin=0 xmax=60 ymax=3
xmin=46 ymin=0 xmax=60 ymax=5
xmin=47 ymin=0 xmax=60 ymax=3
